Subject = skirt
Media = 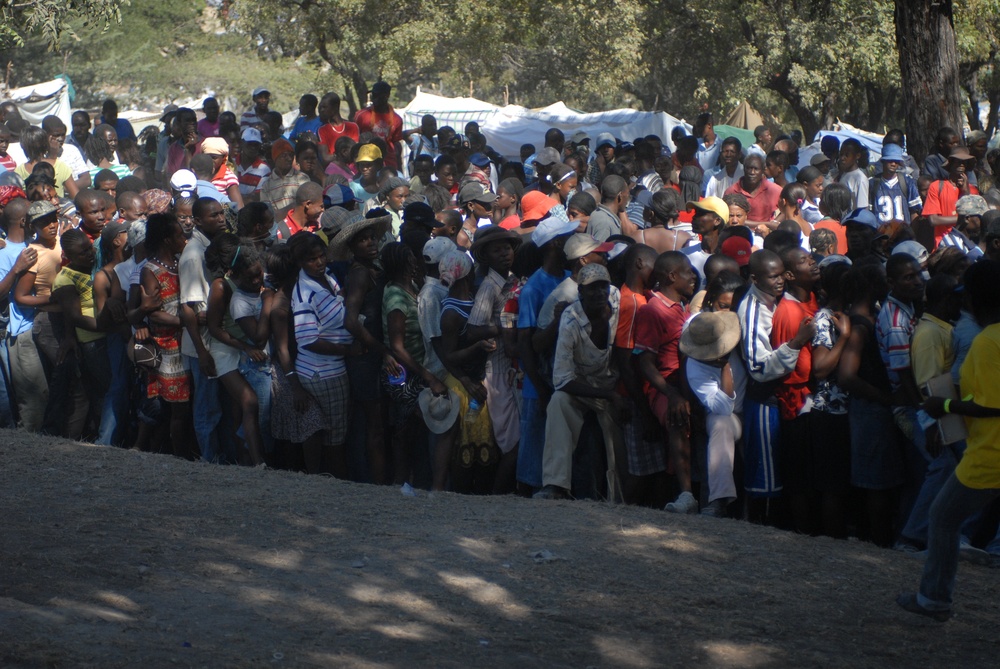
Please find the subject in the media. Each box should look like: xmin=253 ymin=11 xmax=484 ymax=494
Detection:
xmin=270 ymin=367 xmax=329 ymax=443
xmin=299 ymin=372 xmax=350 ymax=446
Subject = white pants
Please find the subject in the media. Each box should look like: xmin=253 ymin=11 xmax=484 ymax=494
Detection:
xmin=707 ymin=413 xmax=742 ymax=503
xmin=542 ymin=390 xmax=623 ymax=501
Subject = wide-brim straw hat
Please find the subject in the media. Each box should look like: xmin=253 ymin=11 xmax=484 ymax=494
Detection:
xmin=328 ymin=213 xmax=392 ymax=256
xmin=679 ymin=311 xmax=741 ymax=362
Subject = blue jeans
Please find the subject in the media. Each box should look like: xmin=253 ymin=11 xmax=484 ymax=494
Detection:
xmin=187 ymin=355 xmax=224 ymax=463
xmin=516 ymin=397 xmax=545 ymax=489
xmin=79 ymin=339 xmax=112 ymax=444
xmin=918 ymin=474 xmax=1000 ymax=610
xmin=97 ymin=332 xmax=130 ymax=446
xmin=238 ymin=355 xmax=273 ymax=455
xmin=0 ymin=333 xmax=15 ymax=428
xmin=901 ymin=441 xmax=977 ymax=546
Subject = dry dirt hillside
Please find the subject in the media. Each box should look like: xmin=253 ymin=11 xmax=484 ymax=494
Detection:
xmin=1 ymin=434 xmax=998 ymax=668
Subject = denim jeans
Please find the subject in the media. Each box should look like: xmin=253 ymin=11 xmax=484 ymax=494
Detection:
xmin=0 ymin=332 xmax=15 ymax=428
xmin=238 ymin=355 xmax=272 ymax=455
xmin=8 ymin=331 xmax=48 ymax=432
xmin=79 ymin=339 xmax=113 ymax=444
xmin=187 ymin=355 xmax=224 ymax=463
xmin=918 ymin=474 xmax=1000 ymax=611
xmin=901 ymin=441 xmax=978 ymax=546
xmin=98 ymin=332 xmax=131 ymax=446
xmin=516 ymin=397 xmax=546 ymax=489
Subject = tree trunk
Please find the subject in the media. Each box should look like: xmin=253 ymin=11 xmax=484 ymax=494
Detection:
xmin=766 ymin=68 xmax=821 ymax=144
xmin=895 ymin=0 xmax=963 ymax=165
xmin=986 ymin=87 xmax=1000 ymax=141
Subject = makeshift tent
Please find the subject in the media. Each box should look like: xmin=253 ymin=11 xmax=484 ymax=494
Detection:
xmin=2 ymin=78 xmax=72 ymax=127
xmin=400 ymin=91 xmax=689 ymax=161
xmin=714 ymin=125 xmax=755 ymax=150
xmin=724 ymin=100 xmax=765 ymax=130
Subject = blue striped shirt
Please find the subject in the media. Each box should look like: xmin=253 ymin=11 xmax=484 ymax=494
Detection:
xmin=292 ymin=269 xmax=351 ymax=379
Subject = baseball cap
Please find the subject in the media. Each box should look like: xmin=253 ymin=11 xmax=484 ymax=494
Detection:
xmin=720 ymin=237 xmax=752 ymax=266
xmin=686 ymin=196 xmax=729 ymax=223
xmin=564 ymin=233 xmax=615 ymax=260
xmin=252 ymin=86 xmax=270 ymax=97
xmin=841 ymin=207 xmax=879 ymax=230
xmin=469 ymin=152 xmax=491 ymax=168
xmin=532 ymin=215 xmax=578 ymax=247
xmin=577 ymin=263 xmax=611 ymax=286
xmin=955 ymin=195 xmax=990 ymax=217
xmin=633 ymin=190 xmax=653 ymax=210
xmin=356 ymin=144 xmax=382 ymax=163
xmin=533 ymin=147 xmax=560 ymax=166
xmin=596 ymin=132 xmax=615 ymax=150
xmin=879 ymin=144 xmax=905 ymax=162
xmin=891 ymin=240 xmax=930 ymax=265
xmin=160 ymin=104 xmax=179 ymax=122
xmin=404 ymin=201 xmax=440 ymax=228
xmin=458 ymin=182 xmax=497 ymax=206
xmin=241 ymin=127 xmax=263 ymax=144
xmin=570 ymin=130 xmax=589 ymax=144
xmin=423 ymin=236 xmax=456 ymax=264
xmin=26 ymin=200 xmax=58 ymax=225
xmin=320 ymin=207 xmax=362 ymax=236
xmin=817 ymin=254 xmax=852 ymax=268
xmin=810 ymin=153 xmax=832 ymax=167
xmin=169 ymin=169 xmax=197 ymax=194
xmin=323 ymin=184 xmax=355 ymax=208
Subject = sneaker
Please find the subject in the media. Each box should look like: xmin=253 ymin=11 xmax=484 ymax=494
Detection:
xmin=959 ymin=542 xmax=993 ymax=567
xmin=895 ymin=592 xmax=951 ymax=622
xmin=532 ymin=485 xmax=570 ymax=500
xmin=893 ymin=540 xmax=927 ymax=558
xmin=699 ymin=498 xmax=731 ymax=518
xmin=664 ymin=491 xmax=698 ymax=514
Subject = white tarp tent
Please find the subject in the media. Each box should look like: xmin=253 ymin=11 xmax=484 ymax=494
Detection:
xmin=3 ymin=78 xmax=71 ymax=127
xmin=400 ymin=91 xmax=689 ymax=161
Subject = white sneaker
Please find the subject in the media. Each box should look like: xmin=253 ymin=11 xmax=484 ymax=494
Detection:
xmin=664 ymin=491 xmax=698 ymax=514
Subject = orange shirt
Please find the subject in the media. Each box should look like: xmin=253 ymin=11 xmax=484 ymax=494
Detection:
xmin=922 ymin=180 xmax=980 ymax=246
xmin=771 ymin=292 xmax=818 ymax=421
xmin=813 ymin=218 xmax=848 ymax=258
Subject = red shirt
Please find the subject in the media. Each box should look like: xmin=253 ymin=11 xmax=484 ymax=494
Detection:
xmin=725 ymin=179 xmax=782 ymax=223
xmin=922 ymin=180 xmax=980 ymax=246
xmin=770 ymin=292 xmax=818 ymax=421
xmin=354 ymin=106 xmax=403 ymax=168
xmin=634 ymin=292 xmax=688 ymax=400
xmin=281 ymin=210 xmax=308 ymax=240
xmin=813 ymin=218 xmax=848 ymax=259
xmin=318 ymin=121 xmax=360 ymax=156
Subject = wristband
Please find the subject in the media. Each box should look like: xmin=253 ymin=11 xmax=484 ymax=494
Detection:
xmin=943 ymin=399 xmax=951 ymax=414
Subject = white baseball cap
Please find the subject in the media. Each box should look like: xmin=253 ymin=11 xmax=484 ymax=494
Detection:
xmin=169 ymin=169 xmax=197 ymax=194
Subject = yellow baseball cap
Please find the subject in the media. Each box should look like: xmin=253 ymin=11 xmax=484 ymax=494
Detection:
xmin=686 ymin=196 xmax=729 ymax=222
xmin=356 ymin=144 xmax=382 ymax=163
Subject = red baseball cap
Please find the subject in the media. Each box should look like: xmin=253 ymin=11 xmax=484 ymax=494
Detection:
xmin=721 ymin=236 xmax=752 ymax=266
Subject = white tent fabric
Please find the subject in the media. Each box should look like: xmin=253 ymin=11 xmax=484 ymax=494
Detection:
xmin=400 ymin=91 xmax=688 ymax=161
xmin=4 ymin=78 xmax=71 ymax=127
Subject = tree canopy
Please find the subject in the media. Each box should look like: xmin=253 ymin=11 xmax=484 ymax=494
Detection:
xmin=2 ymin=0 xmax=998 ymax=145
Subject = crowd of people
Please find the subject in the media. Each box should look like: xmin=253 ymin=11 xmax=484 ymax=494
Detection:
xmin=1 ymin=85 xmax=1000 ymax=619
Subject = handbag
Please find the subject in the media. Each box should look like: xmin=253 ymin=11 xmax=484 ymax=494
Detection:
xmin=128 ymin=335 xmax=161 ymax=370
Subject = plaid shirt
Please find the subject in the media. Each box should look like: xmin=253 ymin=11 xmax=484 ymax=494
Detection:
xmin=260 ymin=169 xmax=310 ymax=213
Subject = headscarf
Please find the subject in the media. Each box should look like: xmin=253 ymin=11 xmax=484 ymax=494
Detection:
xmin=0 ymin=185 xmax=27 ymax=207
xmin=143 ymin=189 xmax=172 ymax=215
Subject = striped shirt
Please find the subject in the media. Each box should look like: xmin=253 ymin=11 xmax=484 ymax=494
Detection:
xmin=292 ymin=269 xmax=351 ymax=379
xmin=237 ymin=157 xmax=271 ymax=196
xmin=875 ymin=295 xmax=916 ymax=392
xmin=212 ymin=168 xmax=239 ymax=195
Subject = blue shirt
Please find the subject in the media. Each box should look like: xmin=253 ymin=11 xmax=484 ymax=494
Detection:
xmin=288 ymin=116 xmax=322 ymax=140
xmin=869 ymin=174 xmax=922 ymax=224
xmin=100 ymin=117 xmax=136 ymax=142
xmin=517 ymin=268 xmax=569 ymax=399
xmin=196 ymin=180 xmax=233 ymax=206
xmin=0 ymin=241 xmax=32 ymax=336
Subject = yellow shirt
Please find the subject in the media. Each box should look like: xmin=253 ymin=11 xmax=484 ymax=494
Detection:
xmin=955 ymin=323 xmax=1000 ymax=489
xmin=910 ymin=313 xmax=954 ymax=390
xmin=52 ymin=266 xmax=105 ymax=343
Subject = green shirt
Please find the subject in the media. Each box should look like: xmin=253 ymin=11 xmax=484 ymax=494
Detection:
xmin=382 ymin=283 xmax=424 ymax=363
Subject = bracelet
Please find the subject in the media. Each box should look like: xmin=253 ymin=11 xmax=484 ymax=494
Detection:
xmin=943 ymin=399 xmax=952 ymax=414
xmin=285 ymin=371 xmax=297 ymax=378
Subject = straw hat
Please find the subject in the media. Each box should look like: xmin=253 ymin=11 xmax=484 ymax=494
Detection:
xmin=328 ymin=212 xmax=392 ymax=256
xmin=679 ymin=311 xmax=741 ymax=362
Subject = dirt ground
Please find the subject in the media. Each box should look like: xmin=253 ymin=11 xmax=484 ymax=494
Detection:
xmin=1 ymin=433 xmax=999 ymax=668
